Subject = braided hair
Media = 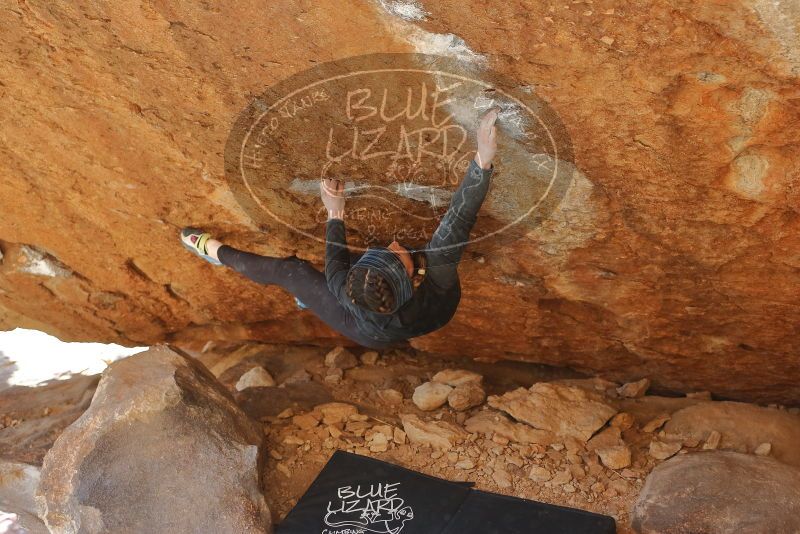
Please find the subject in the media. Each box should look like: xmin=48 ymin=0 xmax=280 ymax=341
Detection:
xmin=346 ymin=266 xmax=397 ymax=314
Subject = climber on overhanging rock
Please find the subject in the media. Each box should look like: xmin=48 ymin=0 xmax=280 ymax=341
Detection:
xmin=180 ymin=107 xmax=499 ymax=350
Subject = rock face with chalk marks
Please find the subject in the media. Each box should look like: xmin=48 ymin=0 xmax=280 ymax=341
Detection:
xmin=0 ymin=1 xmax=798 ymax=403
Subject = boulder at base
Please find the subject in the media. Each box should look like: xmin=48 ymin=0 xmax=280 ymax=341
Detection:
xmin=36 ymin=346 xmax=271 ymax=534
xmin=0 ymin=461 xmax=48 ymax=534
xmin=632 ymin=451 xmax=800 ymax=534
xmin=663 ymin=401 xmax=800 ymax=467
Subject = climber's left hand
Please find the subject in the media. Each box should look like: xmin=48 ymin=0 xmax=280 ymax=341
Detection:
xmin=321 ymin=178 xmax=345 ymax=220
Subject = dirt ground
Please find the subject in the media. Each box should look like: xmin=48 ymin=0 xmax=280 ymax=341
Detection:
xmin=195 ymin=342 xmax=689 ymax=533
xmin=3 ymin=341 xmax=798 ymax=532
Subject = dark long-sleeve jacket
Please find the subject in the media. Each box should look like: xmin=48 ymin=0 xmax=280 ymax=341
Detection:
xmin=325 ymin=158 xmax=494 ymax=344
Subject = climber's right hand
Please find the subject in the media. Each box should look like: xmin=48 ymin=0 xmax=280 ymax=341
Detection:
xmin=320 ymin=178 xmax=345 ymax=220
xmin=474 ymin=107 xmax=499 ymax=170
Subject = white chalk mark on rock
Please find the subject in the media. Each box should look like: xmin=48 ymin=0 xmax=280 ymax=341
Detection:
xmin=289 ymin=177 xmax=453 ymax=207
xmin=18 ymin=246 xmax=72 ymax=278
xmin=377 ymin=0 xmax=429 ymax=21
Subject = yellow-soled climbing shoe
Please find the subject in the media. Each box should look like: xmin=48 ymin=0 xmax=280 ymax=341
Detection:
xmin=180 ymin=227 xmax=222 ymax=266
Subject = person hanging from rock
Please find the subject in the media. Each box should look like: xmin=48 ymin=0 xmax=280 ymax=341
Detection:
xmin=180 ymin=107 xmax=499 ymax=349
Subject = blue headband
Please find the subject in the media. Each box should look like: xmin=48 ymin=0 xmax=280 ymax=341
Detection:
xmin=353 ymin=247 xmax=413 ymax=314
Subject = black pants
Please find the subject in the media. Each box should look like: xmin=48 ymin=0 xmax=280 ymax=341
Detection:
xmin=218 ymin=245 xmax=398 ymax=350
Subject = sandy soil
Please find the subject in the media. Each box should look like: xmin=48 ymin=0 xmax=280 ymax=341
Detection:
xmin=199 ymin=342 xmax=667 ymax=533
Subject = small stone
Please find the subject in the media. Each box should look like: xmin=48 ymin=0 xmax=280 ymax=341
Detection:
xmin=564 ymin=436 xmax=584 ymax=453
xmin=344 ymin=421 xmax=369 ymax=437
xmin=600 ymin=36 xmax=615 ymax=46
xmin=368 ymin=433 xmax=389 ymax=453
xmin=378 ymin=388 xmax=404 ymax=405
xmin=568 ymin=463 xmax=585 ymax=479
xmin=447 ymin=382 xmax=486 ymax=411
xmin=315 ymin=402 xmax=358 ymax=425
xmin=683 ymin=437 xmax=701 ymax=448
xmin=507 ymin=455 xmax=525 ymax=468
xmin=282 ymin=369 xmax=311 ymax=385
xmin=566 ymin=453 xmax=583 ymax=465
xmin=292 ymin=413 xmax=320 ymax=430
xmin=283 ymin=435 xmax=304 ymax=446
xmin=610 ymin=412 xmax=635 ymax=431
xmin=754 ymin=442 xmax=772 ymax=456
xmin=563 ymin=483 xmax=577 ymax=493
xmin=643 ymin=413 xmax=671 ymax=433
xmin=324 ymin=368 xmax=344 ymax=384
xmin=551 ymin=469 xmax=573 ymax=486
xmin=492 ymin=434 xmax=510 ymax=446
xmin=464 ymin=411 xmax=555 ymax=446
xmin=328 ymin=426 xmax=343 ymax=439
xmin=702 ymin=430 xmax=722 ymax=450
xmin=401 ymin=414 xmax=466 ymax=450
xmin=346 ymin=420 xmax=369 ymax=435
xmin=277 ymin=408 xmax=294 ymax=419
xmin=529 ymin=466 xmax=552 ymax=482
xmin=431 ymin=451 xmax=444 ymax=460
xmin=492 ymin=468 xmax=512 ymax=488
xmin=403 ymin=375 xmax=422 ymax=388
xmin=360 ymin=351 xmax=379 ymax=365
xmin=617 ymin=378 xmax=650 ymax=398
xmin=456 ymin=459 xmax=475 ymax=470
xmin=587 ymin=426 xmax=622 ymax=451
xmin=650 ymin=439 xmax=682 ymax=460
xmin=371 ymin=425 xmax=393 ymax=438
xmin=276 ymin=463 xmax=292 ymax=477
xmin=412 ymin=381 xmax=453 ymax=411
xmin=608 ymin=479 xmax=629 ymax=494
xmin=393 ymin=428 xmax=407 ymax=444
xmin=686 ymin=390 xmax=712 ymax=400
xmin=235 ymin=366 xmax=275 ymax=391
xmin=597 ymin=445 xmax=632 ymax=470
xmin=324 ymin=346 xmax=358 ymax=369
xmin=432 ymin=369 xmax=483 ymax=387
xmin=586 ymin=460 xmax=604 ymax=477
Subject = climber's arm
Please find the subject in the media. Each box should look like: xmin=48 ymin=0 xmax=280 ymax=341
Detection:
xmin=425 ymin=160 xmax=494 ymax=286
xmin=425 ymin=108 xmax=498 ymax=288
xmin=321 ymin=178 xmax=350 ymax=300
xmin=325 ymin=218 xmax=351 ymax=300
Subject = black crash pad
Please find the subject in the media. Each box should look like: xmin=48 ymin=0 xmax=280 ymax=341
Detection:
xmin=277 ymin=450 xmax=615 ymax=534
